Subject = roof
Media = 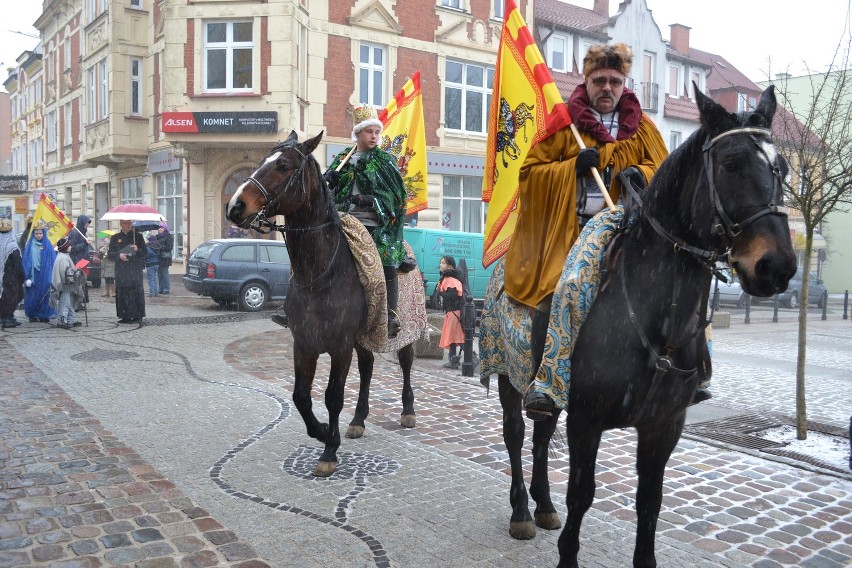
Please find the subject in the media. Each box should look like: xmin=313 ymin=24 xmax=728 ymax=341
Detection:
xmin=552 ymin=70 xmax=584 ymax=102
xmin=687 ymin=47 xmax=763 ymax=93
xmin=535 ymin=0 xmax=609 ymax=36
xmin=663 ymin=95 xmax=700 ymax=123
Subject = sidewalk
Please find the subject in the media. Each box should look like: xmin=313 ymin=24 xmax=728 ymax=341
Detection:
xmin=0 ymin=291 xmax=849 ymax=567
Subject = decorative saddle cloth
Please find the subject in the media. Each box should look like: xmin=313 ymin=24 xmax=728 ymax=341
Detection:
xmin=479 ymin=207 xmax=625 ymax=410
xmin=339 ymin=214 xmax=429 ymax=353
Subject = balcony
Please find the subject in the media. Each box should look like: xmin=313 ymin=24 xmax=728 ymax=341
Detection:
xmin=636 ymin=82 xmax=659 ymax=113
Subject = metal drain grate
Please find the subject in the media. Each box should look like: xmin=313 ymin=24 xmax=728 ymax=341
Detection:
xmin=684 ymin=413 xmax=850 ymax=475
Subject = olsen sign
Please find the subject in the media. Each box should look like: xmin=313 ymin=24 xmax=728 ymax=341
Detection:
xmin=161 ymin=111 xmax=277 ymax=134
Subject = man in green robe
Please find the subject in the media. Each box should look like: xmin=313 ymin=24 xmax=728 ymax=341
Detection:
xmin=326 ymin=105 xmax=408 ymax=338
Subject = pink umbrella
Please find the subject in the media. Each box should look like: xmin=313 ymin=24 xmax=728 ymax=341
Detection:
xmin=100 ymin=204 xmax=165 ymax=222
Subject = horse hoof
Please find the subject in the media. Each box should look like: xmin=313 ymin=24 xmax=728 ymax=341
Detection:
xmin=345 ymin=425 xmax=365 ymax=439
xmin=534 ymin=511 xmax=561 ymax=530
xmin=509 ymin=520 xmax=536 ymax=540
xmin=400 ymin=414 xmax=416 ymax=428
xmin=313 ymin=461 xmax=337 ymax=477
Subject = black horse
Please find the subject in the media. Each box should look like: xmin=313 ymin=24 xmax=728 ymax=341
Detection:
xmin=481 ymin=86 xmax=797 ymax=567
xmin=226 ymin=131 xmax=421 ymax=477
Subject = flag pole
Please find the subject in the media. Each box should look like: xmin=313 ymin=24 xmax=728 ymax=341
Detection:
xmin=569 ymin=123 xmax=617 ymax=212
xmin=335 ymin=145 xmax=357 ymax=172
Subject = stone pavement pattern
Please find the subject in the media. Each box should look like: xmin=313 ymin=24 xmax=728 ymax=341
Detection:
xmin=0 ymin=293 xmax=850 ymax=567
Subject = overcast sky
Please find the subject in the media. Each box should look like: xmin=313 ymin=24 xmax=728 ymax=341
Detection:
xmin=2 ymin=1 xmax=851 ymax=93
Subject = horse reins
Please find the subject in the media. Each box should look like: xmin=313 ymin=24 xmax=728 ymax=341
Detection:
xmin=245 ymin=145 xmax=335 ymax=236
xmin=622 ymin=126 xmax=785 ymax=422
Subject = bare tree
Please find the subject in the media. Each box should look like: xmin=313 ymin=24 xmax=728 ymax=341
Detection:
xmin=767 ymin=25 xmax=852 ymax=439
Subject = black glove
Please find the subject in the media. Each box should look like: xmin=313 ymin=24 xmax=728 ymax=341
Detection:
xmin=351 ymin=194 xmax=373 ymax=208
xmin=575 ymin=147 xmax=600 ymax=173
xmin=323 ymin=169 xmax=340 ymax=190
xmin=618 ymin=166 xmax=645 ymax=190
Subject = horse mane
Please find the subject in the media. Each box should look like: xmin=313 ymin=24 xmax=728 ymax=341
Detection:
xmin=269 ymin=138 xmax=341 ymax=229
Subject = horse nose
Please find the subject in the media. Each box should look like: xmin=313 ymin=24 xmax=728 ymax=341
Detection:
xmin=755 ymin=253 xmax=797 ymax=292
xmin=227 ymin=200 xmax=244 ymax=223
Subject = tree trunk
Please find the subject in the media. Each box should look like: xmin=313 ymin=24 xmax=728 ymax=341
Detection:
xmin=795 ymin=236 xmax=814 ymax=440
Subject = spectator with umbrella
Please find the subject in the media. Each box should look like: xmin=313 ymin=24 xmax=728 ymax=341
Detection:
xmin=107 ymin=219 xmax=147 ymax=324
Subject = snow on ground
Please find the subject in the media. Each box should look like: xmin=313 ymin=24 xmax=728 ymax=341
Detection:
xmin=757 ymin=425 xmax=851 ymax=471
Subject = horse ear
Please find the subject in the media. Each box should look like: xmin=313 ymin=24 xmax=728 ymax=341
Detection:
xmin=303 ymin=131 xmax=324 ymax=154
xmin=753 ymin=85 xmax=777 ymax=127
xmin=695 ymin=83 xmax=736 ymax=135
xmin=287 ymin=130 xmax=298 ymax=142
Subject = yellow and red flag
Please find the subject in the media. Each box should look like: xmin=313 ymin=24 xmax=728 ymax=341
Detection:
xmin=379 ymin=70 xmax=428 ymax=214
xmin=31 ymin=193 xmax=74 ymax=246
xmin=481 ymin=0 xmax=572 ymax=267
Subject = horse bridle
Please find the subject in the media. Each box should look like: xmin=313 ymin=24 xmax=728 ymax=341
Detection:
xmin=244 ymin=145 xmax=334 ymax=235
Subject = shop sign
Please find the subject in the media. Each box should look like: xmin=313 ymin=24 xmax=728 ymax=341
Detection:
xmin=148 ymin=150 xmax=182 ymax=173
xmin=0 ymin=175 xmax=28 ymax=195
xmin=162 ymin=111 xmax=278 ymax=134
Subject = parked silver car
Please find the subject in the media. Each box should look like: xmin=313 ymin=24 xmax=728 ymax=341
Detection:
xmin=709 ymin=269 xmax=747 ymax=308
xmin=753 ymin=266 xmax=828 ymax=309
xmin=183 ymin=238 xmax=290 ymax=311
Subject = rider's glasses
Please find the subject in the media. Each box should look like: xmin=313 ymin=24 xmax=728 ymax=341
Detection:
xmin=590 ymin=76 xmax=625 ymax=88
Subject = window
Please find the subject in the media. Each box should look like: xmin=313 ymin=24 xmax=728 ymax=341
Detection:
xmin=87 ymin=67 xmax=96 ymax=123
xmin=204 ymin=21 xmax=254 ymax=92
xmin=64 ymin=103 xmax=72 ymax=146
xmin=358 ymin=43 xmax=385 ymax=107
xmin=221 ymin=245 xmax=255 ymax=262
xmin=493 ymin=0 xmax=504 ymax=20
xmin=130 ymin=0 xmax=142 ymax=8
xmin=99 ymin=59 xmax=108 ymax=119
xmin=297 ymin=23 xmax=308 ymax=100
xmin=130 ymin=58 xmax=142 ymax=115
xmin=260 ymin=244 xmax=289 ymax=265
xmin=669 ymin=131 xmax=682 ymax=151
xmin=667 ymin=64 xmax=682 ymax=96
xmin=64 ymin=39 xmax=71 ymax=71
xmin=736 ymin=92 xmax=748 ymax=112
xmin=121 ymin=177 xmax=143 ymax=204
xmin=546 ymin=35 xmax=568 ymax=73
xmin=442 ymin=0 xmax=462 ymax=9
xmin=47 ymin=111 xmax=57 ymax=152
xmin=444 ymin=60 xmax=494 ymax=134
xmin=689 ymin=70 xmax=701 ymax=98
xmin=87 ymin=0 xmax=107 ymax=22
xmin=442 ymin=175 xmax=485 ymax=232
xmin=157 ymin=171 xmax=183 ymax=258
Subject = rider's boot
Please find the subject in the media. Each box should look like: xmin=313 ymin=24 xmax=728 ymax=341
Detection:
xmin=522 ymin=307 xmax=554 ymax=420
xmin=385 ymin=265 xmax=400 ymax=339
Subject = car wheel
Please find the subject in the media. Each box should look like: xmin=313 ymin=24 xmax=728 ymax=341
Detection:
xmin=239 ymin=282 xmax=267 ymax=312
xmin=817 ymin=291 xmax=828 ymax=309
xmin=786 ymin=291 xmax=798 ymax=309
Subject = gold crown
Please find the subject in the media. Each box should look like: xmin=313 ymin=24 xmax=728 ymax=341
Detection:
xmin=0 ymin=218 xmax=12 ymax=232
xmin=32 ymin=219 xmax=49 ymax=230
xmin=353 ymin=105 xmax=379 ymax=124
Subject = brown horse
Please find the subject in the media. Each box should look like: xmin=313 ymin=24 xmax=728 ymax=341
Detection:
xmin=226 ymin=131 xmax=424 ymax=477
xmin=479 ymin=86 xmax=797 ymax=567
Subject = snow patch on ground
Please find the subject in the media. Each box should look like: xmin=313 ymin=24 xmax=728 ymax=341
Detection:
xmin=756 ymin=425 xmax=851 ymax=471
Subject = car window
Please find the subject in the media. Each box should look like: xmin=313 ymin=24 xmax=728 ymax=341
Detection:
xmin=260 ymin=244 xmax=289 ymax=264
xmin=220 ymin=244 xmax=256 ymax=262
xmin=190 ymin=242 xmax=220 ymax=261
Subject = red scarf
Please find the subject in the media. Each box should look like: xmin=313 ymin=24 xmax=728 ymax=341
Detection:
xmin=568 ymin=83 xmax=642 ymax=143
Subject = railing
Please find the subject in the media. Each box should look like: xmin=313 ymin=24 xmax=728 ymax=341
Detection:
xmin=636 ymin=82 xmax=659 ymax=113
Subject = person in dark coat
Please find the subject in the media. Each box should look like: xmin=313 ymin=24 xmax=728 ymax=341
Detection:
xmin=155 ymin=222 xmax=174 ymax=295
xmin=68 ymin=215 xmax=93 ymax=307
xmin=107 ymin=219 xmax=147 ymax=324
xmin=0 ymin=217 xmax=26 ymax=329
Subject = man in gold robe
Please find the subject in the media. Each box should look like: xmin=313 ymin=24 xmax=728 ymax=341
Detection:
xmin=504 ymin=43 xmax=670 ymax=417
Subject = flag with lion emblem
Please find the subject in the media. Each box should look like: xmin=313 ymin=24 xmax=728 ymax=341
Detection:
xmin=31 ymin=193 xmax=75 ymax=246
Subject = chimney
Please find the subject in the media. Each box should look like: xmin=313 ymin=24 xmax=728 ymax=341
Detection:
xmin=593 ymin=0 xmax=609 ymax=17
xmin=669 ymin=24 xmax=691 ymax=55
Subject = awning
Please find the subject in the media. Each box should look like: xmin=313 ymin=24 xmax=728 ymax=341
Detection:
xmin=788 ymin=221 xmax=827 ymax=249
